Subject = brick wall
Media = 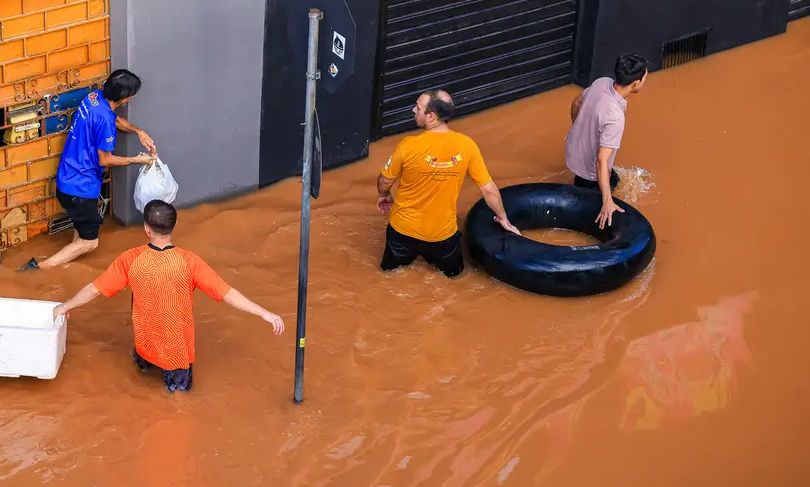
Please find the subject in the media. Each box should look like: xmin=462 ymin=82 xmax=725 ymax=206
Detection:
xmin=0 ymin=0 xmax=110 ymax=253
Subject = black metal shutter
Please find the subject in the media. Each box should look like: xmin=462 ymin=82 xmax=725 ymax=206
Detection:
xmin=789 ymin=0 xmax=810 ymax=21
xmin=374 ymin=0 xmax=578 ymax=137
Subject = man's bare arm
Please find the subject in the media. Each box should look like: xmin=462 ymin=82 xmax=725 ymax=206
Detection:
xmin=376 ymin=174 xmax=396 ymax=215
xmin=116 ymin=116 xmax=157 ymax=154
xmin=377 ymin=174 xmax=395 ymax=196
xmin=594 ymin=146 xmax=624 ymax=229
xmin=53 ymin=283 xmax=101 ymax=319
xmin=98 ymin=150 xmax=153 ymax=167
xmin=478 ymin=181 xmax=520 ymax=235
xmin=570 ymin=92 xmax=584 ymax=123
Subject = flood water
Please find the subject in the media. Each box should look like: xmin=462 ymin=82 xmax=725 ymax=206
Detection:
xmin=1 ymin=19 xmax=809 ymax=487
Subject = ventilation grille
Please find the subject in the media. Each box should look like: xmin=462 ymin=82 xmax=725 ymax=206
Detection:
xmin=661 ymin=31 xmax=708 ymax=69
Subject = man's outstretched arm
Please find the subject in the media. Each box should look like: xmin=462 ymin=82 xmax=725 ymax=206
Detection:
xmin=222 ymin=288 xmax=285 ymax=335
xmin=53 ymin=283 xmax=101 ymax=319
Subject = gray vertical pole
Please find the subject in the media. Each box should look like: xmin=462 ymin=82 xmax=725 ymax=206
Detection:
xmin=294 ymin=8 xmax=322 ymax=404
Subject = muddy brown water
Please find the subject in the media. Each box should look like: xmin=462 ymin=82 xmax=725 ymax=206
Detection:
xmin=1 ymin=19 xmax=809 ymax=486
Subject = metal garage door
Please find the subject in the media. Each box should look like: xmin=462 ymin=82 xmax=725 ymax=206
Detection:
xmin=789 ymin=0 xmax=810 ymax=21
xmin=374 ymin=0 xmax=578 ymax=137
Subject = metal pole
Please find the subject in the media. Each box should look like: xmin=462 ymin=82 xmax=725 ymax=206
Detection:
xmin=294 ymin=8 xmax=322 ymax=404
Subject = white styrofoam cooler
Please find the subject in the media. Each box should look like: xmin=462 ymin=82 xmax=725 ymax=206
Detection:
xmin=0 ymin=297 xmax=67 ymax=379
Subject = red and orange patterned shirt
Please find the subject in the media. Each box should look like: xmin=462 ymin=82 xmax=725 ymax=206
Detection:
xmin=94 ymin=245 xmax=231 ymax=370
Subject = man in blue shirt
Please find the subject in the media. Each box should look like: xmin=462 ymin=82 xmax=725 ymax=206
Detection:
xmin=21 ymin=69 xmax=157 ymax=271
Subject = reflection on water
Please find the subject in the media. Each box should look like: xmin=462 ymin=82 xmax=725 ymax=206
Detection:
xmin=619 ymin=292 xmax=754 ymax=431
xmin=523 ymin=228 xmax=599 ymax=246
xmin=535 ymin=292 xmax=756 ymax=483
xmin=0 ymin=413 xmax=59 ymax=481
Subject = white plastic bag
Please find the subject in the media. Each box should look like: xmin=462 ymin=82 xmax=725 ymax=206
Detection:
xmin=133 ymin=157 xmax=179 ymax=213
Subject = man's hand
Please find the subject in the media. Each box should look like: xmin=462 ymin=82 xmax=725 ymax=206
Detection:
xmin=132 ymin=153 xmax=156 ymax=165
xmin=53 ymin=304 xmax=69 ymax=321
xmin=494 ymin=215 xmax=521 ymax=236
xmin=136 ymin=130 xmax=157 ymax=155
xmin=262 ymin=311 xmax=285 ymax=335
xmin=595 ymin=198 xmax=625 ymax=229
xmin=377 ymin=194 xmax=393 ymax=215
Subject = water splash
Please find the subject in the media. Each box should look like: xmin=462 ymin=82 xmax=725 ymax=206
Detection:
xmin=615 ymin=166 xmax=656 ymax=203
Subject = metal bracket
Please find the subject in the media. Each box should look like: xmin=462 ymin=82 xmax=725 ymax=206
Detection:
xmin=48 ymin=215 xmax=73 ymax=235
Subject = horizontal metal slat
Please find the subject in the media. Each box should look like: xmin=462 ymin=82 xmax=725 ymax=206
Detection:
xmin=387 ymin=0 xmax=565 ymax=34
xmin=380 ymin=72 xmax=570 ymax=135
xmin=381 ymin=61 xmax=571 ymax=127
xmin=789 ymin=0 xmax=810 ymax=20
xmin=388 ymin=0 xmax=515 ymax=24
xmin=383 ymin=38 xmax=573 ymax=99
xmin=382 ymin=50 xmax=572 ymax=110
xmin=385 ymin=1 xmax=575 ymax=49
xmin=385 ymin=25 xmax=573 ymax=83
xmin=384 ymin=12 xmax=575 ymax=70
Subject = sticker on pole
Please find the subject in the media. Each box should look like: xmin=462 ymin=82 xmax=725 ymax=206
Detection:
xmin=332 ymin=31 xmax=346 ymax=60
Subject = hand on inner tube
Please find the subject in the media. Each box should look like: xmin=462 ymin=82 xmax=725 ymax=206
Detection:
xmin=493 ymin=215 xmax=521 ymax=236
xmin=596 ymin=197 xmax=625 ymax=229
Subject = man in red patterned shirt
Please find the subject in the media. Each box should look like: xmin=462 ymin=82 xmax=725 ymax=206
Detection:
xmin=53 ymin=200 xmax=285 ymax=392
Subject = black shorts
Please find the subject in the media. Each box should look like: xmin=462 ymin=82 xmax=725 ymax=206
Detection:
xmin=573 ymin=169 xmax=621 ymax=191
xmin=381 ymin=225 xmax=464 ymax=277
xmin=133 ymin=349 xmax=194 ymax=393
xmin=56 ymin=190 xmax=102 ymax=240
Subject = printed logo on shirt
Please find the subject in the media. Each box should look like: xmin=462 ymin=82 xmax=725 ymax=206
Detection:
xmin=88 ymin=92 xmax=99 ymax=106
xmin=425 ymin=154 xmax=462 ymax=169
xmin=106 ymin=136 xmax=114 ymax=143
xmin=383 ymin=156 xmax=392 ymax=171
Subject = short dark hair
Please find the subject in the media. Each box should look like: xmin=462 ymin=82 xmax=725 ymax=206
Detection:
xmin=144 ymin=200 xmax=177 ymax=235
xmin=103 ymin=69 xmax=141 ymax=102
xmin=423 ymin=90 xmax=455 ymax=122
xmin=614 ymin=54 xmax=649 ymax=86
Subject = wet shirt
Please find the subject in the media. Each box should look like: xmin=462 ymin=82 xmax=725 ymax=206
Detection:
xmin=56 ymin=90 xmax=117 ymax=198
xmin=565 ymin=77 xmax=627 ymax=181
xmin=93 ymin=244 xmax=232 ymax=370
xmin=381 ymin=130 xmax=493 ymax=242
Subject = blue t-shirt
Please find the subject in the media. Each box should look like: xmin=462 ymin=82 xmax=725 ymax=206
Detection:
xmin=56 ymin=90 xmax=117 ymax=199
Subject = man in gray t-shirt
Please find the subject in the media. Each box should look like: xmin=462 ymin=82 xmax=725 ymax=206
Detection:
xmin=565 ymin=54 xmax=649 ymax=229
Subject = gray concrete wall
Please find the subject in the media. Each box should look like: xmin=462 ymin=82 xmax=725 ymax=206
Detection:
xmin=110 ymin=0 xmax=265 ymax=224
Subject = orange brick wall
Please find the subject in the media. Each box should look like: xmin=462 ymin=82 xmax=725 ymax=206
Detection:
xmin=0 ymin=0 xmax=109 ymax=252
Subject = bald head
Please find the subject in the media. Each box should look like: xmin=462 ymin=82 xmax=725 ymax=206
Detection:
xmin=434 ymin=90 xmax=452 ymax=104
xmin=422 ymin=89 xmax=455 ymax=123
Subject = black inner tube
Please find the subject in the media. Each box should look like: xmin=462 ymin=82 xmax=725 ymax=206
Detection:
xmin=465 ymin=183 xmax=656 ymax=296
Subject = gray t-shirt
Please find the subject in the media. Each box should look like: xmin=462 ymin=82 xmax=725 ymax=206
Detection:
xmin=565 ymin=77 xmax=628 ymax=181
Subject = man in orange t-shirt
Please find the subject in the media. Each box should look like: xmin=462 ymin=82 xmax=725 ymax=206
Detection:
xmin=53 ymin=200 xmax=285 ymax=392
xmin=376 ymin=90 xmax=520 ymax=277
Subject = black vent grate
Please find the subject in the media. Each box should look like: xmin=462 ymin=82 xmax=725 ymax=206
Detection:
xmin=661 ymin=31 xmax=708 ymax=69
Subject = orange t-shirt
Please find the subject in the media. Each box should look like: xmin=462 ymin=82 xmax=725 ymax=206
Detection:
xmin=93 ymin=245 xmax=231 ymax=370
xmin=381 ymin=130 xmax=493 ymax=242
